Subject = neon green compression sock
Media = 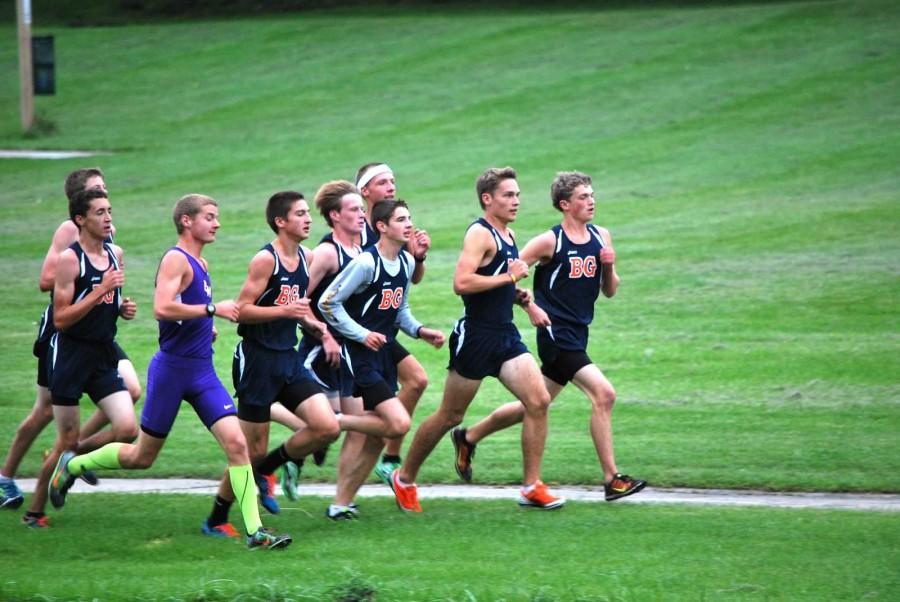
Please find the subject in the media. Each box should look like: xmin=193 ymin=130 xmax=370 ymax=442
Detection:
xmin=68 ymin=442 xmax=124 ymax=476
xmin=228 ymin=464 xmax=262 ymax=536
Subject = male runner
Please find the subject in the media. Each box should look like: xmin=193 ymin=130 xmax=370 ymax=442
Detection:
xmin=201 ymin=191 xmax=340 ymax=535
xmin=391 ymin=167 xmax=563 ymax=512
xmin=320 ymin=200 xmax=445 ymax=512
xmin=354 ymin=163 xmax=430 ymax=483
xmin=25 ymin=188 xmax=139 ymax=528
xmin=49 ymin=194 xmax=291 ymax=549
xmin=295 ymin=180 xmax=367 ymax=519
xmin=452 ymin=171 xmax=646 ymax=501
xmin=0 ymin=169 xmax=141 ymax=514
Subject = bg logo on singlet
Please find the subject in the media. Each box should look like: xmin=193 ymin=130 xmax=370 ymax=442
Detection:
xmin=568 ymin=256 xmax=597 ymax=278
xmin=274 ymin=285 xmax=302 ymax=305
xmin=378 ymin=287 xmax=404 ymax=310
xmin=92 ymin=285 xmax=116 ymax=305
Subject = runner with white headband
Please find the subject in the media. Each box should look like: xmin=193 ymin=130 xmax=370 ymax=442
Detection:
xmin=353 ymin=162 xmax=431 ymax=486
xmin=355 ymin=163 xmax=392 ymax=192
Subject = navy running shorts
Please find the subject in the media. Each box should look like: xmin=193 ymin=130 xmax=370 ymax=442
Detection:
xmin=448 ymin=318 xmax=529 ymax=380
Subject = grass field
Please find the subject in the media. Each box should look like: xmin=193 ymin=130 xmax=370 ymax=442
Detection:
xmin=1 ymin=494 xmax=898 ymax=601
xmin=1 ymin=0 xmax=899 ymax=599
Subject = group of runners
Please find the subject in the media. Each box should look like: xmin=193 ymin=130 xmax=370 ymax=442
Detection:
xmin=0 ymin=163 xmax=646 ymax=550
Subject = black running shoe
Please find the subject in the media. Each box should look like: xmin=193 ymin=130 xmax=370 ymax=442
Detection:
xmin=312 ymin=445 xmax=329 ymax=466
xmin=604 ymin=473 xmax=647 ymax=501
xmin=451 ymin=427 xmax=476 ymax=483
xmin=325 ymin=504 xmax=357 ymax=521
xmin=247 ymin=527 xmax=292 ymax=550
xmin=79 ymin=470 xmax=99 ymax=486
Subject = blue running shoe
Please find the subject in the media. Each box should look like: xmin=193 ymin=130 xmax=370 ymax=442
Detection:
xmin=0 ymin=477 xmax=24 ymax=509
xmin=201 ymin=520 xmax=240 ymax=538
xmin=255 ymin=472 xmax=280 ymax=514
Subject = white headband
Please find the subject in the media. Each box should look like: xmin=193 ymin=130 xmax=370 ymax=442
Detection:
xmin=356 ymin=164 xmax=393 ymax=190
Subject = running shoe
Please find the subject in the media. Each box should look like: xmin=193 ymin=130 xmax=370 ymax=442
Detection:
xmin=201 ymin=520 xmax=240 ymax=538
xmin=451 ymin=427 xmax=476 ymax=483
xmin=325 ymin=504 xmax=357 ymax=521
xmin=0 ymin=477 xmax=24 ymax=509
xmin=22 ymin=513 xmax=49 ymax=529
xmin=518 ymin=480 xmax=565 ymax=510
xmin=247 ymin=527 xmax=292 ymax=550
xmin=374 ymin=459 xmax=400 ymax=486
xmin=79 ymin=470 xmax=99 ymax=486
xmin=604 ymin=473 xmax=647 ymax=502
xmin=48 ymin=451 xmax=77 ymax=509
xmin=389 ymin=469 xmax=421 ymax=513
xmin=279 ymin=461 xmax=300 ymax=501
xmin=44 ymin=447 xmax=96 ymax=485
xmin=255 ymin=472 xmax=280 ymax=514
xmin=312 ymin=445 xmax=329 ymax=466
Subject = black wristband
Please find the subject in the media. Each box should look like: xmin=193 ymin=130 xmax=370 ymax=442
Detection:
xmin=415 ymin=254 xmax=426 ymax=263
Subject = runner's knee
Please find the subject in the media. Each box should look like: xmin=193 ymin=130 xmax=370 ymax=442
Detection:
xmin=221 ymin=434 xmax=249 ymax=464
xmin=34 ymin=404 xmax=54 ymax=426
xmin=403 ymin=369 xmax=428 ymax=397
xmin=590 ymin=383 xmax=616 ymax=412
xmin=323 ymin=419 xmax=342 ymax=443
xmin=20 ymin=408 xmax=52 ymax=434
xmin=383 ymin=413 xmax=411 ymax=439
xmin=112 ymin=422 xmax=138 ymax=443
xmin=127 ymin=382 xmax=142 ymax=404
xmin=523 ymin=389 xmax=552 ymax=414
xmin=438 ymin=407 xmax=466 ymax=429
xmin=312 ymin=416 xmax=341 ymax=444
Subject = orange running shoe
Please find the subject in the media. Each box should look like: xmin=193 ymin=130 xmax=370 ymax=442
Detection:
xmin=201 ymin=520 xmax=240 ymax=538
xmin=390 ymin=469 xmax=422 ymax=512
xmin=22 ymin=513 xmax=50 ymax=528
xmin=518 ymin=480 xmax=565 ymax=510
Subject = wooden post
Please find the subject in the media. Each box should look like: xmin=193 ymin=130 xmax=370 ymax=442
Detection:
xmin=16 ymin=0 xmax=34 ymax=132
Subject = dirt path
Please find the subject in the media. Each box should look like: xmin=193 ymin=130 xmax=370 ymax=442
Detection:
xmin=0 ymin=150 xmax=107 ymax=159
xmin=15 ymin=478 xmax=899 ymax=512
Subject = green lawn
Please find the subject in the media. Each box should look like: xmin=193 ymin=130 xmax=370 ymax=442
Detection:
xmin=1 ymin=1 xmax=897 ymax=492
xmin=1 ymin=494 xmax=898 ymax=601
xmin=0 ymin=1 xmax=899 ymax=597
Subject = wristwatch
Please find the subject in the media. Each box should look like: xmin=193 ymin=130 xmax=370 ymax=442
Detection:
xmin=205 ymin=303 xmax=216 ymax=317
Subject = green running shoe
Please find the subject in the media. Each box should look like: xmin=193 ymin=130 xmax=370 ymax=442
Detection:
xmin=279 ymin=461 xmax=300 ymax=501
